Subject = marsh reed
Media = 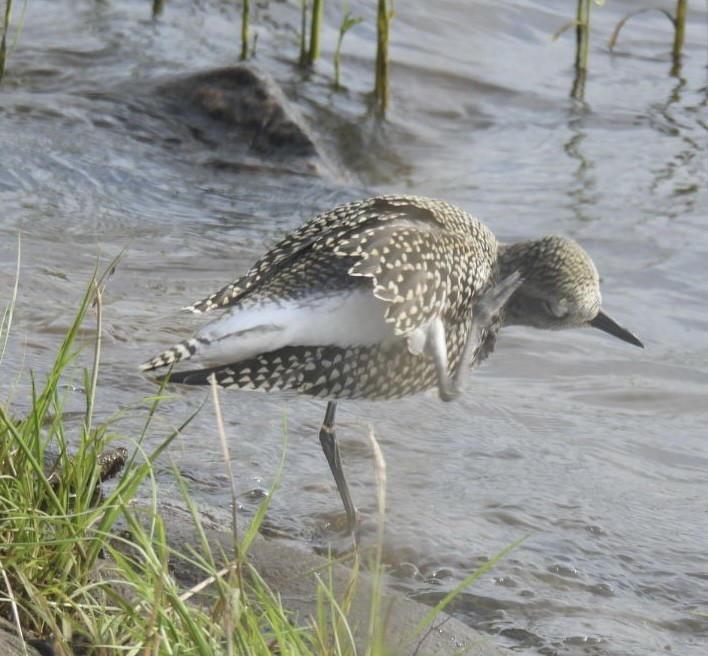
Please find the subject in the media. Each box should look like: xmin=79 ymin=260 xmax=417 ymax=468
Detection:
xmin=374 ymin=0 xmax=393 ymax=114
xmin=152 ymin=0 xmax=165 ymax=18
xmin=240 ymin=0 xmax=250 ymax=60
xmin=609 ymin=0 xmax=688 ymax=74
xmin=1 ymin=0 xmax=14 ymax=83
xmin=333 ymin=9 xmax=362 ymax=89
xmin=552 ymin=0 xmax=598 ymax=100
xmin=299 ymin=0 xmax=324 ymax=67
xmin=308 ymin=0 xmax=323 ymax=64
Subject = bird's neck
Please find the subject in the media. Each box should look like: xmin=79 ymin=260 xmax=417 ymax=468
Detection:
xmin=495 ymin=240 xmax=542 ymax=328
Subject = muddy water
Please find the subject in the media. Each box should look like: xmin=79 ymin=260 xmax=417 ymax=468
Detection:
xmin=1 ymin=1 xmax=707 ymax=654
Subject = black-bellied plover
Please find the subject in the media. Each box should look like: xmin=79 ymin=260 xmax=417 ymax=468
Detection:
xmin=141 ymin=195 xmax=642 ymax=534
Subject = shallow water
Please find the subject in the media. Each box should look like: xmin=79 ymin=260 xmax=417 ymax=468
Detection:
xmin=1 ymin=1 xmax=707 ymax=654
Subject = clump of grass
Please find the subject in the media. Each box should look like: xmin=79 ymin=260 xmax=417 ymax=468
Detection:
xmin=0 ymin=260 xmax=188 ymax=650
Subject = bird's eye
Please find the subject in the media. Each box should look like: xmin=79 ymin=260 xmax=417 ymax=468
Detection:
xmin=543 ymin=300 xmax=568 ymax=318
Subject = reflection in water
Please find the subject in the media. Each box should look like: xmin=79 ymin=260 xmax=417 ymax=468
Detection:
xmin=570 ymin=66 xmax=587 ymax=102
xmin=563 ymin=114 xmax=597 ymax=224
xmin=649 ymin=74 xmax=704 ymax=218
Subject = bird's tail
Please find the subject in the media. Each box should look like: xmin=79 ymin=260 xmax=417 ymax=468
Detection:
xmin=139 ymin=337 xmax=204 ymax=372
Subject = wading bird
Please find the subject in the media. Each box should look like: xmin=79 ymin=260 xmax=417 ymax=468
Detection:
xmin=141 ymin=195 xmax=643 ymax=534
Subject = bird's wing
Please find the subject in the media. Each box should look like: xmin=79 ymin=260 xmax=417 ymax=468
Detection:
xmin=333 ymin=221 xmax=493 ymax=337
xmin=185 ymin=199 xmax=381 ymax=312
xmin=185 ymin=214 xmax=337 ymax=313
xmin=186 ymin=196 xmax=495 ymax=326
xmin=184 ymin=248 xmax=304 ymax=314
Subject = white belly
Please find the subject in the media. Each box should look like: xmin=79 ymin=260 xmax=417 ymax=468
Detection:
xmin=189 ymin=288 xmax=401 ymax=368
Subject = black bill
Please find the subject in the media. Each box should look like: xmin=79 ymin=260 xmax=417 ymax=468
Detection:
xmin=590 ymin=310 xmax=644 ymax=348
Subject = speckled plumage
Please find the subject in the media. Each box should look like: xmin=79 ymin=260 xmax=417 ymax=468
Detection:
xmin=141 ymin=195 xmax=506 ymax=400
xmin=499 ymin=236 xmax=600 ymax=329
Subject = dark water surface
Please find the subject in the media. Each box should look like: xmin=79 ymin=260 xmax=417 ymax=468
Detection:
xmin=1 ymin=1 xmax=707 ymax=654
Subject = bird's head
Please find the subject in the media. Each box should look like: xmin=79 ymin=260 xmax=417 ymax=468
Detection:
xmin=498 ymin=235 xmax=643 ymax=347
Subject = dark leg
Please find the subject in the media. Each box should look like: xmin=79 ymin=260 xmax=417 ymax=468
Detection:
xmin=319 ymin=401 xmax=359 ymax=535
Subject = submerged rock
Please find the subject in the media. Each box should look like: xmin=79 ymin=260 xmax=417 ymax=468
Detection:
xmin=157 ymin=64 xmax=341 ymax=179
